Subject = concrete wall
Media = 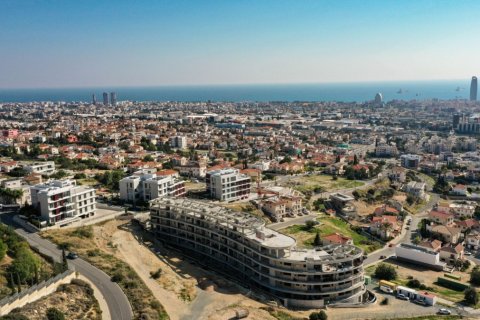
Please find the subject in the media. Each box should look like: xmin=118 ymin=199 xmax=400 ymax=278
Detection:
xmin=0 ymin=270 xmax=75 ymax=316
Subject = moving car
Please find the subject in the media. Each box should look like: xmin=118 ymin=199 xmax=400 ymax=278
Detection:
xmin=67 ymin=252 xmax=78 ymax=259
xmin=438 ymin=308 xmax=451 ymax=315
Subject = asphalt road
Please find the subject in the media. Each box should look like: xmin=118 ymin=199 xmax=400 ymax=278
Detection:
xmin=0 ymin=213 xmax=133 ymax=320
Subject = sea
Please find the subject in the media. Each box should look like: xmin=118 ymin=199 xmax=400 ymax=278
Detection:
xmin=0 ymin=80 xmax=473 ymax=103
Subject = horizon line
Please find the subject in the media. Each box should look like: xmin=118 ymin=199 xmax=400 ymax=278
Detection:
xmin=0 ymin=77 xmax=475 ymax=91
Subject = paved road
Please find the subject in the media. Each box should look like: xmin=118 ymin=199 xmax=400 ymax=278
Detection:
xmin=364 ymin=193 xmax=439 ymax=265
xmin=0 ymin=214 xmax=133 ymax=320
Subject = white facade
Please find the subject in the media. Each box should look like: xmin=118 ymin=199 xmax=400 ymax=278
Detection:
xmin=24 ymin=161 xmax=56 ymax=175
xmin=170 ymin=136 xmax=188 ymax=150
xmin=395 ymin=243 xmax=446 ymax=271
xmin=30 ymin=180 xmax=96 ymax=225
xmin=119 ymin=170 xmax=185 ymax=202
xmin=206 ymin=168 xmax=251 ymax=201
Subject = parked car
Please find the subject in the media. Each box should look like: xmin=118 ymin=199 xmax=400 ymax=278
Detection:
xmin=380 ymin=255 xmax=386 ymax=259
xmin=438 ymin=308 xmax=451 ymax=315
xmin=465 ymin=251 xmax=472 ymax=256
xmin=396 ymin=293 xmax=409 ymax=301
xmin=380 ymin=286 xmax=394 ymax=294
xmin=413 ymin=299 xmax=426 ymax=306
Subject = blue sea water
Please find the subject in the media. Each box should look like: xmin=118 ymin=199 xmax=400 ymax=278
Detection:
xmin=0 ymin=80 xmax=472 ymax=103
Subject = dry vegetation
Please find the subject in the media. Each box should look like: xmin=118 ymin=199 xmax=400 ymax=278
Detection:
xmin=6 ymin=280 xmax=101 ymax=320
xmin=41 ymin=222 xmax=168 ymax=320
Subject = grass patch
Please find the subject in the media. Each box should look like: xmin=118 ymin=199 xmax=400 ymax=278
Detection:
xmin=42 ymin=226 xmax=169 ymax=320
xmin=281 ymin=216 xmax=382 ymax=253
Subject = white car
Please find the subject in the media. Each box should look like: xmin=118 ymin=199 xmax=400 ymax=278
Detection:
xmin=438 ymin=308 xmax=451 ymax=315
xmin=464 ymin=251 xmax=472 ymax=256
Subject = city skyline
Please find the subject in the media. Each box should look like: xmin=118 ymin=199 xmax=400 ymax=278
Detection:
xmin=1 ymin=0 xmax=480 ymax=89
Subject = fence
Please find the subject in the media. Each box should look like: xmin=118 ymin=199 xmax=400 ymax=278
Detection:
xmin=0 ymin=270 xmax=75 ymax=316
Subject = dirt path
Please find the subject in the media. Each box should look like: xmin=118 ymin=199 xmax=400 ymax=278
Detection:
xmin=111 ymin=228 xmax=191 ymax=320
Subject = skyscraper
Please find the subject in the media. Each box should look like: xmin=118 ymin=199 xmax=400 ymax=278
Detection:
xmin=110 ymin=92 xmax=117 ymax=106
xmin=92 ymin=93 xmax=96 ymax=105
xmin=374 ymin=92 xmax=383 ymax=105
xmin=103 ymin=92 xmax=109 ymax=105
xmin=470 ymin=76 xmax=478 ymax=101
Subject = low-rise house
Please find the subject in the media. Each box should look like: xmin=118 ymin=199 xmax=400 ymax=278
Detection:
xmin=373 ymin=204 xmax=400 ymax=216
xmin=451 ymin=184 xmax=468 ymax=196
xmin=439 ymin=244 xmax=464 ymax=265
xmin=0 ymin=161 xmax=18 ymax=173
xmin=404 ymin=181 xmax=427 ymax=200
xmin=428 ymin=210 xmax=454 ymax=226
xmin=370 ymin=215 xmax=400 ymax=240
xmin=466 ymin=230 xmax=480 ymax=250
xmin=388 ymin=166 xmax=406 ymax=183
xmin=418 ymin=239 xmax=442 ymax=252
xmin=427 ymin=224 xmax=461 ymax=244
xmin=23 ymin=161 xmax=56 ymax=175
xmin=322 ymin=233 xmax=353 ymax=246
xmin=455 ymin=219 xmax=478 ymax=233
xmin=450 ymin=202 xmax=476 ymax=218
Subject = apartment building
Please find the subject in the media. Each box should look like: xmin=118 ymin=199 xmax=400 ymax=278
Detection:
xmin=150 ymin=198 xmax=366 ymax=308
xmin=119 ymin=169 xmax=185 ymax=203
xmin=261 ymin=195 xmax=303 ymax=222
xmin=24 ymin=161 xmax=56 ymax=175
xmin=169 ymin=135 xmax=188 ymax=150
xmin=400 ymin=154 xmax=421 ymax=169
xmin=30 ymin=179 xmax=96 ymax=225
xmin=206 ymin=168 xmax=251 ymax=201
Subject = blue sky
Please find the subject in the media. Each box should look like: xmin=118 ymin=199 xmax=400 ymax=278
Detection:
xmin=1 ymin=0 xmax=479 ymax=88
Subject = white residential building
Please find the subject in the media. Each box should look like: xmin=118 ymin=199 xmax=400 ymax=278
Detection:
xmin=170 ymin=136 xmax=188 ymax=150
xmin=119 ymin=169 xmax=185 ymax=203
xmin=30 ymin=180 xmax=96 ymax=225
xmin=206 ymin=168 xmax=251 ymax=201
xmin=24 ymin=161 xmax=56 ymax=175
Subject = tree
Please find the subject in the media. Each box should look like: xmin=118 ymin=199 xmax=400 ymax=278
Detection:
xmin=353 ymin=154 xmax=359 ymax=165
xmin=305 ymin=220 xmax=316 ymax=230
xmin=374 ymin=263 xmax=397 ymax=281
xmin=313 ymin=232 xmax=322 ymax=246
xmin=0 ymin=239 xmax=7 ymax=261
xmin=46 ymin=308 xmax=65 ymax=320
xmin=143 ymin=155 xmax=154 ymax=162
xmin=309 ymin=310 xmax=327 ymax=320
xmin=8 ymin=245 xmax=40 ymax=284
xmin=470 ymin=266 xmax=480 ymax=286
xmin=412 ymin=236 xmax=421 ymax=245
xmin=464 ymin=287 xmax=478 ymax=306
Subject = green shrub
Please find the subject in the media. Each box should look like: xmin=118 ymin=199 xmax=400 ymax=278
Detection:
xmin=437 ymin=277 xmax=469 ymax=292
xmin=46 ymin=308 xmax=65 ymax=320
xmin=374 ymin=263 xmax=397 ymax=281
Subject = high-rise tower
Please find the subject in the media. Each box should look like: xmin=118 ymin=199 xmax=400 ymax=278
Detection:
xmin=110 ymin=92 xmax=117 ymax=106
xmin=103 ymin=92 xmax=109 ymax=105
xmin=92 ymin=93 xmax=96 ymax=105
xmin=470 ymin=76 xmax=478 ymax=101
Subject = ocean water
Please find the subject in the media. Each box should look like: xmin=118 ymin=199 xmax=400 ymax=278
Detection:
xmin=0 ymin=80 xmax=472 ymax=103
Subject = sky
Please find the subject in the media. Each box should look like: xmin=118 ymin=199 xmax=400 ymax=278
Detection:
xmin=0 ymin=0 xmax=479 ymax=89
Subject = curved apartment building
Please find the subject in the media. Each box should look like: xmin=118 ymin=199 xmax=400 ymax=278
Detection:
xmin=150 ymin=198 xmax=366 ymax=308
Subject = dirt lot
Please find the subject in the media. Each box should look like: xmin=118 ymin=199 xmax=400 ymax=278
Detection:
xmin=7 ymin=281 xmax=101 ymax=320
xmin=372 ymin=259 xmax=474 ymax=303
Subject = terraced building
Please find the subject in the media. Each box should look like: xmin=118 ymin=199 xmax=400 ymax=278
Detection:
xmin=150 ymin=198 xmax=366 ymax=308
